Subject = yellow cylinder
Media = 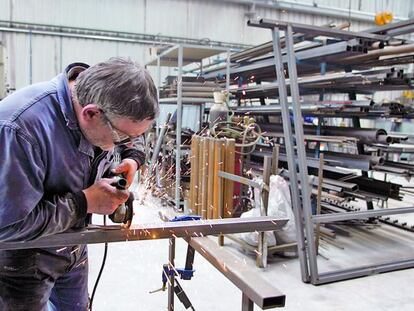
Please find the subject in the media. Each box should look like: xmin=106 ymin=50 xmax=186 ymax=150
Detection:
xmin=375 ymin=11 xmax=394 ymax=25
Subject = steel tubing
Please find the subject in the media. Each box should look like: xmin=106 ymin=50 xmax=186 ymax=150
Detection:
xmin=0 ymin=217 xmax=288 ymax=250
xmin=341 ymin=43 xmax=414 ymax=63
xmin=187 ymin=237 xmax=286 ymax=308
xmin=257 ymin=123 xmax=391 ymax=145
xmin=248 ymin=18 xmax=389 ymax=42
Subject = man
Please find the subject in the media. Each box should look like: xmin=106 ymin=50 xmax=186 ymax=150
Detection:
xmin=0 ymin=57 xmax=159 ymax=310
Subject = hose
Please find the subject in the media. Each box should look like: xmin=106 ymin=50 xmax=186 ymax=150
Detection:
xmin=210 ymin=120 xmax=263 ymax=155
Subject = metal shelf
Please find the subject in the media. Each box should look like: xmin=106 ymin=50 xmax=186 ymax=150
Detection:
xmin=159 ymin=97 xmax=213 ymax=104
xmin=147 ymin=44 xmax=231 ymax=208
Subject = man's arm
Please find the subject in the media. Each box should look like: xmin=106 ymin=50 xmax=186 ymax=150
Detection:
xmin=0 ymin=125 xmax=88 ymax=242
xmin=0 ymin=193 xmax=88 ymax=242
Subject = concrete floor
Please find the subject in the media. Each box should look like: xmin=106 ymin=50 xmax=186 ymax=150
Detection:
xmin=88 ymin=184 xmax=414 ymax=311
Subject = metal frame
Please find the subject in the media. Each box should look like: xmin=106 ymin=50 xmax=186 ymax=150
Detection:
xmin=251 ymin=19 xmax=414 ymax=285
xmin=187 ymin=237 xmax=286 ymax=310
xmin=0 ymin=217 xmax=288 ymax=251
xmin=271 ymin=25 xmax=310 ymax=283
xmin=0 ymin=218 xmax=287 ymax=311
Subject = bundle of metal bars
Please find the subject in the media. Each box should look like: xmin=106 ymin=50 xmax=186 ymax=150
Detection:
xmin=188 ymin=136 xmax=235 ymax=219
xmin=232 ymin=100 xmax=414 ymax=119
xmin=159 ymin=76 xmax=221 ymax=99
xmin=225 ymin=68 xmax=414 ymax=99
xmin=204 ymin=19 xmax=414 ymax=82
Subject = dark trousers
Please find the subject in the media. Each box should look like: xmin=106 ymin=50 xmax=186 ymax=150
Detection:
xmin=0 ymin=245 xmax=89 ymax=311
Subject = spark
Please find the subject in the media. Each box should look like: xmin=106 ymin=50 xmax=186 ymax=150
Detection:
xmin=75 ymin=258 xmax=88 ymax=268
xmin=56 ymin=247 xmax=67 ymax=253
xmin=70 ymin=247 xmax=80 ymax=254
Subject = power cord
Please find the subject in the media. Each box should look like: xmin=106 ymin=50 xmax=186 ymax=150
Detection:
xmin=88 ymin=215 xmax=108 ymax=311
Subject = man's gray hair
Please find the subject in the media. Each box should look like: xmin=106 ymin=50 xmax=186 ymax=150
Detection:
xmin=74 ymin=57 xmax=159 ymax=121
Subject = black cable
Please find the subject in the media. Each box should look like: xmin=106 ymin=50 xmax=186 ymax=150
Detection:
xmin=89 ymin=216 xmax=108 ymax=311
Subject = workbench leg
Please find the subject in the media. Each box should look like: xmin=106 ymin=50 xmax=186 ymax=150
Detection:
xmin=168 ymin=237 xmax=176 ymax=311
xmin=241 ymin=293 xmax=254 ymax=311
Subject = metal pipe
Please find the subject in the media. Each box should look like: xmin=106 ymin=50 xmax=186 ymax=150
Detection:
xmin=187 ymin=237 xmax=286 ymax=309
xmin=0 ymin=217 xmax=288 ymax=250
xmin=230 ymin=21 xmax=352 ymax=63
xmin=312 ymin=206 xmax=414 ymax=223
xmin=211 ymin=0 xmax=407 ymax=23
xmin=286 ymin=24 xmax=319 ymax=284
xmin=0 ymin=20 xmax=250 ymax=49
xmin=258 ymin=123 xmax=390 ymax=145
xmin=150 ymin=112 xmax=171 ymax=175
xmin=242 ymin=293 xmax=254 ymax=311
xmin=341 ymin=44 xmax=414 ymax=63
xmin=175 ymin=45 xmax=183 ymax=209
xmin=317 ymin=258 xmax=414 ymax=285
xmin=168 ymin=237 xmax=175 ymax=311
xmin=251 ymin=18 xmax=389 ymax=42
xmin=271 ymin=26 xmax=310 ymax=283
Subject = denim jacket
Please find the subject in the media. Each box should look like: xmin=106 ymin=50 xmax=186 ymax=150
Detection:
xmin=0 ymin=63 xmax=145 ymax=242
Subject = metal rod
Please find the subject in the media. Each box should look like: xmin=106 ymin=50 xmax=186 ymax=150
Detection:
xmin=315 ymin=153 xmax=324 ymax=253
xmin=312 ymin=206 xmax=414 ymax=223
xmin=168 ymin=237 xmax=175 ymax=311
xmin=317 ymin=258 xmax=414 ymax=285
xmin=251 ymin=18 xmax=389 ymax=42
xmin=218 ymin=171 xmax=263 ymax=189
xmin=242 ymin=293 xmax=254 ymax=311
xmin=150 ymin=112 xmax=171 ymax=175
xmin=286 ymin=24 xmax=319 ymax=284
xmin=175 ymin=45 xmax=183 ymax=209
xmin=226 ymin=49 xmax=231 ymax=93
xmin=271 ymin=26 xmax=310 ymax=283
xmin=0 ymin=20 xmax=250 ymax=49
xmin=0 ymin=217 xmax=289 ymax=250
xmin=257 ymin=123 xmax=391 ymax=145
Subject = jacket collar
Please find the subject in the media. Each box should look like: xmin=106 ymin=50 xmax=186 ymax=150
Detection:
xmin=55 ymin=62 xmax=95 ymax=157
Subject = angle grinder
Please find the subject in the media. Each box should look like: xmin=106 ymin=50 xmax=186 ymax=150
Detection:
xmin=105 ymin=164 xmax=134 ymax=228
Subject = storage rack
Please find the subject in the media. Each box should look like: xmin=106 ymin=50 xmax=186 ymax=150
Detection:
xmin=204 ymin=18 xmax=414 ymax=284
xmin=146 ymin=44 xmax=231 ymax=209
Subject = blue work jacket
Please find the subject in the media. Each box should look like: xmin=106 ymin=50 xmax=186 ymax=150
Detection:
xmin=0 ymin=63 xmax=144 ymax=242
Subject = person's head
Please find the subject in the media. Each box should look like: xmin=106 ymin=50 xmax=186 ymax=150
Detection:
xmin=72 ymin=57 xmax=159 ymax=150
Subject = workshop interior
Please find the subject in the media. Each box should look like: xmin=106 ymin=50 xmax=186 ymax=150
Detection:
xmin=1 ymin=1 xmax=414 ymax=310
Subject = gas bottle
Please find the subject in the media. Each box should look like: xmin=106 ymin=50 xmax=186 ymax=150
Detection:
xmin=209 ymin=91 xmax=229 ymax=126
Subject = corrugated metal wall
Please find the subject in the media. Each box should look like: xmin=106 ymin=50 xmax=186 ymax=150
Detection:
xmin=0 ymin=0 xmax=412 ymax=90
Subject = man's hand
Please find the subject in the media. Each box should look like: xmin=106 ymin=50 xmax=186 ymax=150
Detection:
xmin=83 ymin=178 xmax=130 ymax=214
xmin=111 ymin=159 xmax=138 ymax=186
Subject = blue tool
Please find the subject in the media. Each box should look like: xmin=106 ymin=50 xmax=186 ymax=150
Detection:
xmin=150 ymin=215 xmax=199 ymax=310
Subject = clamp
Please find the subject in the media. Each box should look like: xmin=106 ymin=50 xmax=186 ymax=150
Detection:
xmin=150 ymin=215 xmax=201 ymax=310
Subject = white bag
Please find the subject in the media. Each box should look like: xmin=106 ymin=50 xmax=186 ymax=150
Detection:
xmin=238 ymin=200 xmax=277 ymax=247
xmin=238 ymin=175 xmax=297 ymax=247
xmin=268 ymin=175 xmax=297 ymax=244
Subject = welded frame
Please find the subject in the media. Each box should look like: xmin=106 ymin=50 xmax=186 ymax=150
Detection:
xmin=0 ymin=218 xmax=288 ymax=311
